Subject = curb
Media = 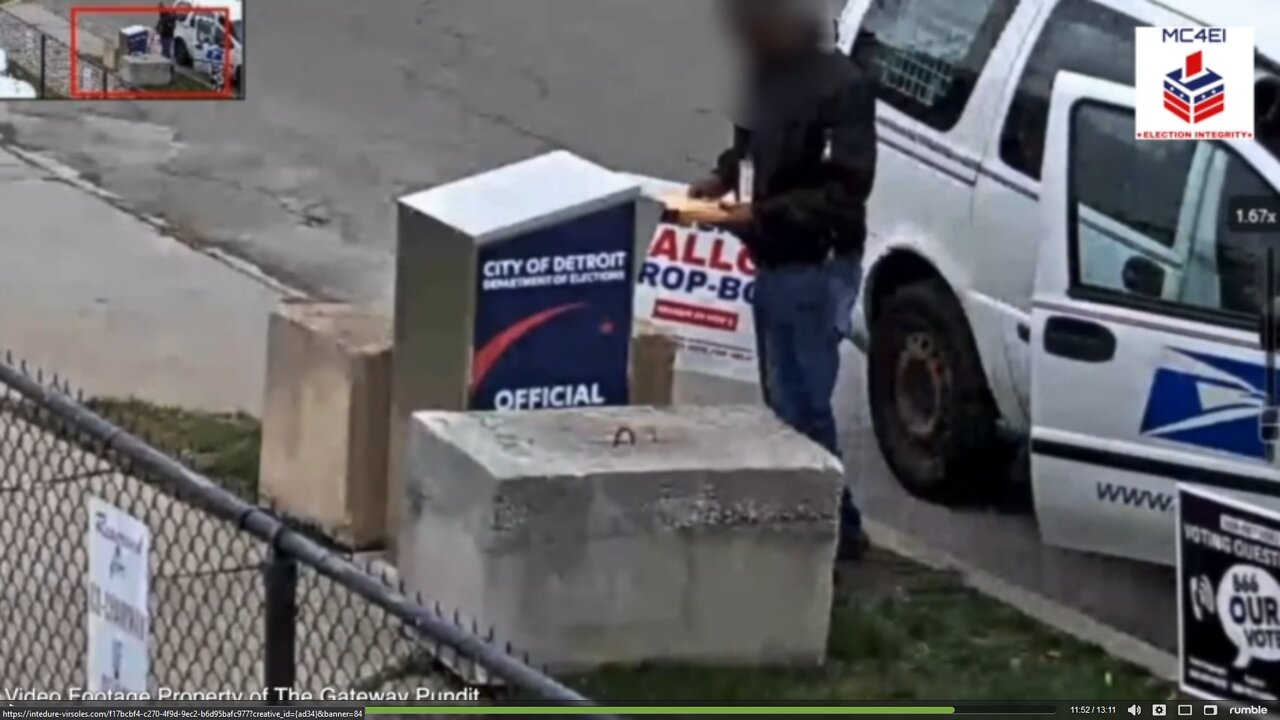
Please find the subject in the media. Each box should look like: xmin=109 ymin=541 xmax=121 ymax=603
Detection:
xmin=864 ymin=518 xmax=1179 ymax=682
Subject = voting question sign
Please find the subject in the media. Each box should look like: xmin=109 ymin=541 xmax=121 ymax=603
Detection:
xmin=1179 ymin=486 xmax=1280 ymax=702
xmin=87 ymin=497 xmax=151 ymax=693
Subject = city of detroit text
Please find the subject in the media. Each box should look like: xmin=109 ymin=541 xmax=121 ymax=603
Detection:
xmin=5 ymin=687 xmax=479 ymax=702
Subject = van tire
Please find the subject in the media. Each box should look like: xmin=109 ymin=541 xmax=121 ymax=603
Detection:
xmin=175 ymin=39 xmax=192 ymax=67
xmin=868 ymin=278 xmax=1001 ymax=503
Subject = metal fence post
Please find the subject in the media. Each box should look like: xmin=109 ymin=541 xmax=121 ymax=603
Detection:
xmin=39 ymin=33 xmax=45 ymax=98
xmin=263 ymin=546 xmax=298 ymax=705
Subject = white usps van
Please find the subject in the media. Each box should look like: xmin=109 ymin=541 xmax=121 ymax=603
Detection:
xmin=836 ymin=0 xmax=1280 ymax=564
xmin=172 ymin=0 xmax=242 ymax=92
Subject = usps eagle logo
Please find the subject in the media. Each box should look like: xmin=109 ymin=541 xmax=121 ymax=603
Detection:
xmin=1140 ymin=348 xmax=1275 ymax=460
xmin=1163 ymin=50 xmax=1226 ymax=124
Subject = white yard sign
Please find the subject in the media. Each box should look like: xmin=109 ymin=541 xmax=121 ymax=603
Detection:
xmin=626 ymin=174 xmax=760 ymax=384
xmin=635 ymin=222 xmax=759 ymax=383
xmin=86 ymin=497 xmax=150 ymax=693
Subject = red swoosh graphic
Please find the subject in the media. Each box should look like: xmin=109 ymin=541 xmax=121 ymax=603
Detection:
xmin=471 ymin=302 xmax=587 ymax=393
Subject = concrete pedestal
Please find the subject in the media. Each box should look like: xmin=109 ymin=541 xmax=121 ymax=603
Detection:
xmin=259 ymin=302 xmax=393 ymax=550
xmin=398 ymin=405 xmax=842 ymax=671
xmin=120 ymin=55 xmax=172 ymax=87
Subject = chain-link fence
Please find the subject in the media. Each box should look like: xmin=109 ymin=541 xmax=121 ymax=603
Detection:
xmin=0 ymin=352 xmax=609 ymax=714
xmin=0 ymin=6 xmax=131 ymax=98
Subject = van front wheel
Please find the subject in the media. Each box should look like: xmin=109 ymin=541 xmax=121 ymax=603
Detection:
xmin=867 ymin=279 xmax=1001 ymax=503
xmin=174 ymin=39 xmax=192 ymax=67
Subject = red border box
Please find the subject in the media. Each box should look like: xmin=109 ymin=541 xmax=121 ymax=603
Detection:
xmin=71 ymin=5 xmax=234 ymax=100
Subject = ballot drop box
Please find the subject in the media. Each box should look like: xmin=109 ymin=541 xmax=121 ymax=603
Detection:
xmin=120 ymin=25 xmax=150 ymax=56
xmin=388 ymin=151 xmax=659 ymax=547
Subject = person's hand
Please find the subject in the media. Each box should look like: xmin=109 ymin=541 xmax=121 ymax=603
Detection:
xmin=688 ymin=175 xmax=727 ymax=200
xmin=717 ymin=199 xmax=753 ymax=226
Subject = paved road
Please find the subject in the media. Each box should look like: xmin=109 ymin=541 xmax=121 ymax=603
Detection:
xmin=2 ymin=0 xmax=744 ymax=304
xmin=0 ymin=0 xmax=1177 ymax=657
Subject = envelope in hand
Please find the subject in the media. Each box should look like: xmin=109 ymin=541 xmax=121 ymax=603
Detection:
xmin=662 ymin=194 xmax=737 ymax=226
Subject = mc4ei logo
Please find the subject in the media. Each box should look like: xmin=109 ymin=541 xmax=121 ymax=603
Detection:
xmin=1135 ymin=26 xmax=1255 ymax=140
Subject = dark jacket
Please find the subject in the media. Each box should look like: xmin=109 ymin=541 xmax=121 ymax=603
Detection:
xmin=713 ymin=50 xmax=877 ymax=268
xmin=157 ymin=12 xmax=176 ymax=38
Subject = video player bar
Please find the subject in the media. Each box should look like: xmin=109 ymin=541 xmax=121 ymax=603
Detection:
xmin=2 ymin=707 xmax=360 ymax=712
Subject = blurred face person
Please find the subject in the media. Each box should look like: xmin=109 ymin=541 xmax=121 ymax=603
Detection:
xmin=695 ymin=0 xmax=874 ymax=562
xmin=721 ymin=0 xmax=823 ymax=66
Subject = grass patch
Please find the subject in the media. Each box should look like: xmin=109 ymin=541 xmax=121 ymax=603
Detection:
xmin=87 ymin=398 xmax=260 ymax=499
xmin=568 ymin=551 xmax=1176 ymax=704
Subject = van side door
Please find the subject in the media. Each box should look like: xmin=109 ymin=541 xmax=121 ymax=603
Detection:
xmin=1031 ymin=72 xmax=1280 ymax=565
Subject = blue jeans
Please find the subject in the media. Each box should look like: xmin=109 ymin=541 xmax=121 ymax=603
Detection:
xmin=160 ymin=36 xmax=173 ymax=59
xmin=753 ymin=255 xmax=863 ymax=536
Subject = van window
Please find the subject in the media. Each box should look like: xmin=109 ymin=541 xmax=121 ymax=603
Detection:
xmin=196 ymin=16 xmax=215 ymax=43
xmin=1001 ymin=0 xmax=1141 ymax=180
xmin=192 ymin=16 xmax=225 ymax=50
xmin=850 ymin=0 xmax=1018 ymax=132
xmin=1073 ymin=106 xmax=1194 ymax=250
xmin=1069 ymin=103 xmax=1275 ymax=320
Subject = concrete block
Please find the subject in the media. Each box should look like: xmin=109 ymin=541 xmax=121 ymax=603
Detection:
xmin=105 ymin=36 xmax=121 ymax=71
xmin=259 ymin=302 xmax=393 ymax=550
xmin=120 ymin=55 xmax=172 ymax=87
xmin=629 ymin=320 xmax=677 ymax=407
xmin=399 ymin=405 xmax=842 ymax=671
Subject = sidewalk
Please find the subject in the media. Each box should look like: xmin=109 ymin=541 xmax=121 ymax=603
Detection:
xmin=0 ymin=144 xmax=283 ymax=414
xmin=3 ymin=1 xmax=108 ymax=59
